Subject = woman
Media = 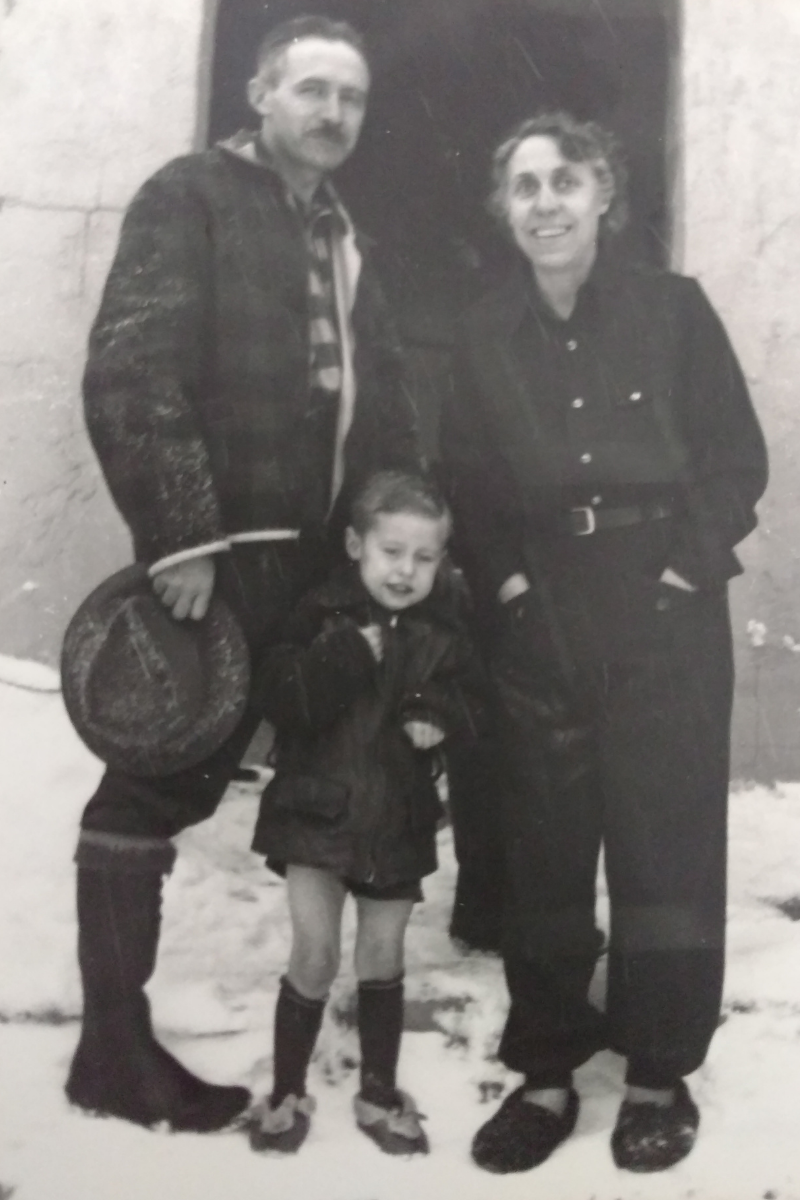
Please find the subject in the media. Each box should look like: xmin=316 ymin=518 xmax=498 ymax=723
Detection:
xmin=441 ymin=112 xmax=768 ymax=1175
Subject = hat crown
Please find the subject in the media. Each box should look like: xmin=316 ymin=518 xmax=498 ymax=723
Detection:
xmin=89 ymin=596 xmax=205 ymax=738
xmin=61 ymin=564 xmax=250 ymax=776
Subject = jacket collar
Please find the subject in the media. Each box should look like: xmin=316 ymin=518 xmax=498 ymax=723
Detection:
xmin=314 ymin=561 xmax=461 ymax=630
xmin=485 ymin=243 xmax=633 ymax=336
xmin=218 ymin=129 xmax=352 ymax=235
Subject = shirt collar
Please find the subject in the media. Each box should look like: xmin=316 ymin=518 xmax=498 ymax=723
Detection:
xmin=493 ymin=241 xmax=629 ymax=335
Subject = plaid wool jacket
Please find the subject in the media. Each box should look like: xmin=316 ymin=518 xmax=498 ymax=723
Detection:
xmin=83 ymin=139 xmax=419 ymax=566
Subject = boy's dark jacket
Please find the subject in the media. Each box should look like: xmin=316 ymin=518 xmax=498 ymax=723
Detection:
xmin=252 ymin=563 xmax=485 ymax=887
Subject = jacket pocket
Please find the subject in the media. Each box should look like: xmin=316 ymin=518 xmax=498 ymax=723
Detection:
xmin=265 ymin=774 xmax=350 ymax=823
xmin=410 ymin=774 xmax=446 ymax=833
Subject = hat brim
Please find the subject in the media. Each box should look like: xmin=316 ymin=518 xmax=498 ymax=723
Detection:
xmin=61 ymin=565 xmax=250 ymax=777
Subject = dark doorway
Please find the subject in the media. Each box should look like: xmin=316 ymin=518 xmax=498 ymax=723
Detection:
xmin=209 ymin=0 xmax=677 ymax=453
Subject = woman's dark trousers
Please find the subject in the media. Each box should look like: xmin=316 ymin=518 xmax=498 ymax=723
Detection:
xmin=494 ymin=585 xmax=733 ymax=1090
xmin=67 ymin=543 xmax=326 ymax=1128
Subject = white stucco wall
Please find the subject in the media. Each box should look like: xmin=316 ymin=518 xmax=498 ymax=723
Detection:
xmin=679 ymin=0 xmax=800 ymax=777
xmin=0 ymin=0 xmax=211 ymax=662
xmin=1 ymin=0 xmax=799 ymax=774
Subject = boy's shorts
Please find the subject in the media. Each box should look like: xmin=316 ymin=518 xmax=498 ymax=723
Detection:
xmin=266 ymin=857 xmax=424 ymax=903
xmin=344 ymin=877 xmax=424 ymax=903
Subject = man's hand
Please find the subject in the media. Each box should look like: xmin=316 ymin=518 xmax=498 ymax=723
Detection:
xmin=659 ymin=567 xmax=697 ymax=593
xmin=498 ymin=573 xmax=531 ymax=605
xmin=151 ymin=556 xmax=216 ymax=620
xmin=403 ymin=720 xmax=445 ymax=750
xmin=359 ymin=623 xmax=384 ymax=662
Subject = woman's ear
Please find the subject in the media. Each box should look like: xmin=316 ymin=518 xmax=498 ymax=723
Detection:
xmin=345 ymin=526 xmax=362 ymax=561
xmin=595 ymin=163 xmax=614 ymax=216
xmin=599 ymin=183 xmax=613 ymax=216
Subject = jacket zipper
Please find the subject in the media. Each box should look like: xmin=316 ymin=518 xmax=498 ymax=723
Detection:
xmin=363 ymin=614 xmax=400 ymax=883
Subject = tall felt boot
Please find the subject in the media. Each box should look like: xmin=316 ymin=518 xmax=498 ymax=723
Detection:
xmin=66 ymin=843 xmax=250 ymax=1131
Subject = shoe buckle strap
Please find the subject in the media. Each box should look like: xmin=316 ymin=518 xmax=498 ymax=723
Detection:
xmin=355 ymin=1090 xmax=426 ymax=1135
xmin=252 ymin=1092 xmax=316 ymax=1134
xmin=386 ymin=1107 xmax=426 ymax=1138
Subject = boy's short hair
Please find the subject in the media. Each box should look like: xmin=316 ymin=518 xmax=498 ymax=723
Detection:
xmin=350 ymin=471 xmax=452 ymax=538
xmin=254 ymin=15 xmax=369 ymax=87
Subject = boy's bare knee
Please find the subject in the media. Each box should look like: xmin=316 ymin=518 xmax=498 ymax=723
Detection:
xmin=354 ymin=937 xmax=404 ymax=982
xmin=354 ymin=898 xmax=412 ymax=981
xmin=289 ymin=943 xmax=340 ymax=997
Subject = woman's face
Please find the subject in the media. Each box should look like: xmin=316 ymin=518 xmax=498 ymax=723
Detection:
xmin=504 ymin=135 xmax=611 ymax=277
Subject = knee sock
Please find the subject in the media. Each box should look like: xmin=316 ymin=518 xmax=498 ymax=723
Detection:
xmin=270 ymin=976 xmax=326 ymax=1108
xmin=357 ymin=974 xmax=404 ymax=1108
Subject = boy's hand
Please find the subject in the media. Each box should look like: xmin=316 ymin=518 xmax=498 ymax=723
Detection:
xmin=151 ymin=556 xmax=215 ymax=620
xmin=403 ymin=720 xmax=445 ymax=750
xmin=359 ymin=623 xmax=383 ymax=661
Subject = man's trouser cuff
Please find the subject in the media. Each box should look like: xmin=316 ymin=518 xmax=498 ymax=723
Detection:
xmin=74 ymin=829 xmax=177 ymax=874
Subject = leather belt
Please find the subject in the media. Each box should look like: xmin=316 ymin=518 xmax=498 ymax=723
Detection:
xmin=557 ymin=503 xmax=673 ymax=536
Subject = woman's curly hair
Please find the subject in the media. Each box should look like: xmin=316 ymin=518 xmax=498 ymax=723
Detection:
xmin=488 ymin=111 xmax=629 ymax=237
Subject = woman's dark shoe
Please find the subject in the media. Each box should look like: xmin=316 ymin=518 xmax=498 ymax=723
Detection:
xmin=354 ymin=1089 xmax=429 ymax=1156
xmin=248 ymin=1093 xmax=316 ymax=1153
xmin=611 ymin=1079 xmax=699 ymax=1172
xmin=471 ymin=1086 xmax=579 ymax=1173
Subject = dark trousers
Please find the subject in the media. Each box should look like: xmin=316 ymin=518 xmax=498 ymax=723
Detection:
xmin=80 ymin=540 xmax=329 ymax=842
xmin=448 ymin=731 xmax=505 ymax=952
xmin=493 ymin=584 xmax=733 ymax=1089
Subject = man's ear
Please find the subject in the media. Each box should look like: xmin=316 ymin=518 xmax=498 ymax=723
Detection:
xmin=247 ymin=74 xmax=271 ymax=118
xmin=345 ymin=526 xmax=362 ymax=561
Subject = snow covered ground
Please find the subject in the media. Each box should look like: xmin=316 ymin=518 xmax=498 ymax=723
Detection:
xmin=2 ymin=656 xmax=800 ymax=1200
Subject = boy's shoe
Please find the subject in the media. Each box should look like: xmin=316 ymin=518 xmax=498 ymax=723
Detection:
xmin=471 ymin=1086 xmax=579 ymax=1173
xmin=248 ymin=1093 xmax=316 ymax=1154
xmin=354 ymin=1089 xmax=429 ymax=1156
xmin=611 ymin=1079 xmax=699 ymax=1172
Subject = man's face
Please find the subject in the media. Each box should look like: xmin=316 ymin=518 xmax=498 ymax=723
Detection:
xmin=249 ymin=38 xmax=369 ymax=178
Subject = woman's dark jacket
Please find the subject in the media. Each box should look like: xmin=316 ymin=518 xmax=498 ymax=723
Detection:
xmin=441 ymin=255 xmax=769 ymax=662
xmin=82 ymin=137 xmax=418 ymax=565
xmin=252 ymin=565 xmax=485 ymax=886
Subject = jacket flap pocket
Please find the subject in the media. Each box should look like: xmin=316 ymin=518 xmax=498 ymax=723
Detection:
xmin=266 ymin=774 xmax=349 ymax=822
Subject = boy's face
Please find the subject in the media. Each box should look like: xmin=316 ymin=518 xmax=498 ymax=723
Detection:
xmin=346 ymin=511 xmax=449 ymax=611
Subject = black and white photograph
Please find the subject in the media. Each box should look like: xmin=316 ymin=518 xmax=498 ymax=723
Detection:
xmin=1 ymin=1 xmax=799 ymax=1197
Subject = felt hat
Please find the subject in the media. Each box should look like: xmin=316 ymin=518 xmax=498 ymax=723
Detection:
xmin=61 ymin=564 xmax=250 ymax=776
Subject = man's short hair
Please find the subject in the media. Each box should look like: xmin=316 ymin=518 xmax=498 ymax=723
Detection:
xmin=350 ymin=471 xmax=452 ymax=538
xmin=254 ymin=14 xmax=369 ymax=87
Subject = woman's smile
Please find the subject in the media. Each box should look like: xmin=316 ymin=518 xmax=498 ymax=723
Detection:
xmin=505 ymin=135 xmax=610 ymax=278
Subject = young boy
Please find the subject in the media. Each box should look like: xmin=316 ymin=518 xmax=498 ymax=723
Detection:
xmin=248 ymin=471 xmax=481 ymax=1157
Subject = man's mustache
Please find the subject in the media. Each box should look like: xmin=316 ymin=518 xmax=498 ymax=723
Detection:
xmin=307 ymin=123 xmax=348 ymax=144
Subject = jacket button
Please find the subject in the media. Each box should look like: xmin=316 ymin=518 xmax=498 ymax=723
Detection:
xmin=656 ymin=596 xmax=670 ymax=612
xmin=629 ymin=391 xmax=642 ymax=402
xmin=579 ymin=452 xmax=592 ymax=464
xmin=571 ymin=397 xmax=585 ymax=409
xmin=566 ymin=339 xmax=578 ymax=351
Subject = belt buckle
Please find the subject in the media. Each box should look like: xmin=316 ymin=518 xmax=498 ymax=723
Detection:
xmin=570 ymin=505 xmax=596 ymax=536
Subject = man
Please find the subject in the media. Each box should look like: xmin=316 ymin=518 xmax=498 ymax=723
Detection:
xmin=67 ymin=15 xmax=418 ymax=1132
